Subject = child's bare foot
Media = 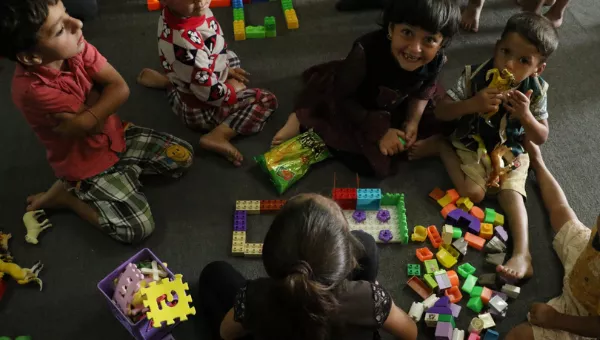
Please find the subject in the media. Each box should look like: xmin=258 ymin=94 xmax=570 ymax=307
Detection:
xmin=26 ymin=181 xmax=74 ymax=212
xmin=497 ymin=253 xmax=533 ymax=280
xmin=272 ymin=113 xmax=300 ymax=146
xmin=408 ymin=135 xmax=443 ymax=160
xmin=200 ymin=131 xmax=244 ymax=167
xmin=544 ymin=7 xmax=564 ymax=27
xmin=137 ymin=68 xmax=170 ymax=89
xmin=461 ymin=3 xmax=483 ymax=32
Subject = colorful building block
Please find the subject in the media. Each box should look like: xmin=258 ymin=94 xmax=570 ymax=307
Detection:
xmin=436 ymin=322 xmax=453 ymax=340
xmin=233 ymin=8 xmax=245 ymax=21
xmin=434 ymin=296 xmax=450 ymax=307
xmin=469 ymin=317 xmax=484 ymax=334
xmin=409 ymin=302 xmax=425 ymax=322
xmin=439 ymin=314 xmax=456 ymax=328
xmin=501 ymin=284 xmax=521 ymax=299
xmin=479 ymin=223 xmax=493 ymax=240
xmin=470 ymin=286 xmax=483 ymax=298
xmin=453 ymin=329 xmax=465 ymax=340
xmin=246 ymin=25 xmax=266 ymax=39
xmin=424 ymin=273 xmax=438 ymax=290
xmin=483 ymin=330 xmax=499 ymax=340
xmin=147 ymin=0 xmax=161 ymax=11
xmin=416 ymin=247 xmax=434 ymax=262
xmin=425 ymin=313 xmax=439 ymax=327
xmin=447 ymin=270 xmax=459 ymax=287
xmin=430 ymin=187 xmax=446 ymax=200
xmin=244 ymin=243 xmax=263 ymax=257
xmin=412 ymin=226 xmax=428 ymax=242
xmin=428 ymin=225 xmax=443 ymax=248
xmin=447 ymin=209 xmax=481 ymax=234
xmin=457 ymin=197 xmax=474 ymax=211
xmin=259 ymin=200 xmax=285 ymax=212
xmin=264 ymin=16 xmax=276 ymax=37
xmin=232 ymin=0 xmax=244 ymax=8
xmin=381 ymin=192 xmax=403 ymax=205
xmin=468 ymin=334 xmax=481 ymax=340
xmin=446 ymin=189 xmax=460 ymax=203
xmin=423 ymin=294 xmax=440 ymax=309
xmin=484 ymin=236 xmax=506 ymax=253
xmin=332 ymin=188 xmax=357 ymax=210
xmin=467 ymin=296 xmax=484 ymax=313
xmin=462 ymin=274 xmax=478 ymax=294
xmin=484 ymin=208 xmax=496 ymax=224
xmin=437 ymin=195 xmax=454 ymax=208
xmin=453 ymin=237 xmax=468 ymax=256
xmin=494 ymin=226 xmax=508 ymax=243
xmin=408 ymin=264 xmax=421 ymax=276
xmin=478 ymin=313 xmax=495 ymax=329
xmin=493 ymin=213 xmax=504 ymax=226
xmin=442 ymin=225 xmax=454 ymax=245
xmin=441 ymin=204 xmax=458 ymax=218
xmin=450 ymin=302 xmax=462 ymax=318
xmin=489 ymin=296 xmax=508 ymax=313
xmin=210 ymin=0 xmax=231 ymax=7
xmin=441 ymin=244 xmax=460 ymax=258
xmin=236 ymin=200 xmax=260 ymax=213
xmin=232 ymin=231 xmax=246 ymax=256
xmin=488 ymin=306 xmax=507 ymax=320
xmin=352 ymin=210 xmax=367 ymax=223
xmin=379 ymin=229 xmax=393 ymax=243
xmin=457 ymin=263 xmax=476 ymax=278
xmin=435 ymin=271 xmax=452 ymax=290
xmin=233 ymin=20 xmax=246 ymax=41
xmin=396 ymin=194 xmax=409 ymax=243
xmin=357 ymin=188 xmax=382 ymax=210
xmin=424 ymin=259 xmax=440 ymax=273
xmin=281 ymin=0 xmax=293 ymax=10
xmin=436 ymin=248 xmax=457 ymax=269
xmin=233 ymin=210 xmax=247 ymax=231
xmin=407 ymin=276 xmax=433 ymax=299
xmin=470 ymin=206 xmax=484 ymax=221
xmin=464 ymin=232 xmax=486 ymax=251
xmin=478 ymin=273 xmax=497 ymax=287
xmin=452 ymin=227 xmax=463 ymax=239
xmin=485 ymin=253 xmax=506 ymax=266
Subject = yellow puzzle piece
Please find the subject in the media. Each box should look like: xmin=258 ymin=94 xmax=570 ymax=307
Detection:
xmin=140 ymin=274 xmax=196 ymax=327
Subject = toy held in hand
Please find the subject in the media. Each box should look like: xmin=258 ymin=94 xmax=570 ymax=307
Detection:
xmin=481 ymin=68 xmax=515 ymax=122
xmin=487 ymin=145 xmax=519 ymax=188
xmin=255 ymin=130 xmax=330 ymax=194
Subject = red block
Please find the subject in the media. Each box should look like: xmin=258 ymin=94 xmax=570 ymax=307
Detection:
xmin=429 ymin=187 xmax=445 ymax=200
xmin=446 ymin=189 xmax=460 ymax=204
xmin=260 ymin=200 xmax=286 ymax=212
xmin=210 ymin=0 xmax=231 ymax=7
xmin=445 ymin=286 xmax=463 ymax=303
xmin=427 ymin=225 xmax=442 ymax=248
xmin=416 ymin=247 xmax=434 ymax=262
xmin=332 ymin=188 xmax=357 ymax=210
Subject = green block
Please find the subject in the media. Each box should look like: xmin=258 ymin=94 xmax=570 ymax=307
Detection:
xmin=467 ymin=296 xmax=484 ymax=313
xmin=233 ymin=8 xmax=244 ymax=21
xmin=245 ymin=26 xmax=266 ymax=39
xmin=264 ymin=16 xmax=276 ymax=37
xmin=452 ymin=227 xmax=462 ymax=239
xmin=381 ymin=193 xmax=402 ymax=206
xmin=281 ymin=0 xmax=294 ymax=10
xmin=470 ymin=285 xmax=483 ymax=298
xmin=457 ymin=263 xmax=476 ymax=278
xmin=397 ymin=194 xmax=408 ymax=243
xmin=407 ymin=264 xmax=421 ymax=276
xmin=424 ymin=273 xmax=438 ymax=289
xmin=484 ymin=208 xmax=496 ymax=224
xmin=0 ymin=337 xmax=12 ymax=340
xmin=438 ymin=314 xmax=456 ymax=328
xmin=424 ymin=259 xmax=439 ymax=274
xmin=16 ymin=337 xmax=33 ymax=340
xmin=462 ymin=274 xmax=478 ymax=294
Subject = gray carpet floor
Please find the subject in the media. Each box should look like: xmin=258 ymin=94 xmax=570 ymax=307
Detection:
xmin=1 ymin=0 xmax=599 ymax=339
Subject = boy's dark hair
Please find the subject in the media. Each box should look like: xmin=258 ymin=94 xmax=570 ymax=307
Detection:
xmin=381 ymin=0 xmax=461 ymax=47
xmin=501 ymin=12 xmax=559 ymax=59
xmin=0 ymin=0 xmax=59 ymax=61
xmin=258 ymin=194 xmax=364 ymax=340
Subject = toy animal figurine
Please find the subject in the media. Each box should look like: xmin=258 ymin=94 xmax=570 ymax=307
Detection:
xmin=470 ymin=134 xmax=492 ymax=173
xmin=23 ymin=210 xmax=52 ymax=244
xmin=0 ymin=233 xmax=12 ymax=262
xmin=0 ymin=259 xmax=44 ymax=290
xmin=481 ymin=68 xmax=515 ymax=122
xmin=487 ymin=145 xmax=518 ymax=188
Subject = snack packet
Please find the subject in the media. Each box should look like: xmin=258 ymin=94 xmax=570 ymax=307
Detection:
xmin=255 ymin=130 xmax=330 ymax=194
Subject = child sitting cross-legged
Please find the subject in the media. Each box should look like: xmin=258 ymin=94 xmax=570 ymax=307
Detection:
xmin=0 ymin=0 xmax=194 ymax=244
xmin=410 ymin=13 xmax=559 ymax=281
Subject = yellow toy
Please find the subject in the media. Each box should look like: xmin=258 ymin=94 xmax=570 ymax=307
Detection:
xmin=487 ymin=145 xmax=518 ymax=188
xmin=481 ymin=68 xmax=515 ymax=122
xmin=140 ymin=274 xmax=196 ymax=327
xmin=23 ymin=210 xmax=52 ymax=244
xmin=0 ymin=259 xmax=44 ymax=290
xmin=411 ymin=226 xmax=427 ymax=242
xmin=470 ymin=134 xmax=492 ymax=173
xmin=436 ymin=248 xmax=457 ymax=269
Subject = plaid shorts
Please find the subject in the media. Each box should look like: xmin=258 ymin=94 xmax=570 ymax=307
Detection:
xmin=69 ymin=124 xmax=194 ymax=244
xmin=167 ymin=50 xmax=278 ymax=135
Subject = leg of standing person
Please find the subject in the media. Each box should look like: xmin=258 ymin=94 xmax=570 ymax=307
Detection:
xmin=349 ymin=230 xmax=380 ymax=282
xmin=461 ymin=0 xmax=485 ymax=32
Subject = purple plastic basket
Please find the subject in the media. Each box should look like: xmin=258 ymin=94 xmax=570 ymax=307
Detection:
xmin=97 ymin=248 xmax=179 ymax=340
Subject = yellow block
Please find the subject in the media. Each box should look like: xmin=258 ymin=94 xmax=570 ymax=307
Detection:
xmin=436 ymin=248 xmax=457 ymax=268
xmin=232 ymin=231 xmax=246 ymax=256
xmin=480 ymin=223 xmax=493 ymax=240
xmin=437 ymin=194 xmax=453 ymax=208
xmin=494 ymin=213 xmax=505 ymax=226
xmin=236 ymin=200 xmax=260 ymax=213
xmin=244 ymin=243 xmax=263 ymax=257
xmin=284 ymin=9 xmax=299 ymax=29
xmin=411 ymin=225 xmax=427 ymax=242
xmin=233 ymin=20 xmax=246 ymax=41
xmin=456 ymin=197 xmax=474 ymax=212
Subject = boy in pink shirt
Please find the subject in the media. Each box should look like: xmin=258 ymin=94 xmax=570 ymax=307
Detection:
xmin=1 ymin=0 xmax=194 ymax=243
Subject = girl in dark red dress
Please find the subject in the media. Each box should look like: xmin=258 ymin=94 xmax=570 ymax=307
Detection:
xmin=272 ymin=0 xmax=460 ymax=178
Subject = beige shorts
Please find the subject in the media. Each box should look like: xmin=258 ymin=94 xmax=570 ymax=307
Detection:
xmin=531 ymin=219 xmax=593 ymax=340
xmin=452 ymin=140 xmax=530 ymax=198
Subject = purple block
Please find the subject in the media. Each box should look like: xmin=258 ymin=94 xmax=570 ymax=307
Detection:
xmin=446 ymin=209 xmax=464 ymax=225
xmin=491 ymin=291 xmax=508 ymax=301
xmin=466 ymin=217 xmax=481 ymax=234
xmin=435 ymin=275 xmax=452 ymax=290
xmin=447 ymin=209 xmax=480 ymax=234
xmin=450 ymin=303 xmax=462 ymax=318
xmin=494 ymin=226 xmax=508 ymax=243
xmin=434 ymin=296 xmax=450 ymax=307
xmin=427 ymin=306 xmax=453 ymax=315
xmin=376 ymin=209 xmax=391 ymax=222
xmin=353 ymin=210 xmax=367 ymax=223
xmin=379 ymin=229 xmax=393 ymax=243
xmin=233 ymin=211 xmax=247 ymax=231
xmin=435 ymin=322 xmax=453 ymax=340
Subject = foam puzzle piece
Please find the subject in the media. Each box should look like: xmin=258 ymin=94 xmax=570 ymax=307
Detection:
xmin=141 ymin=274 xmax=196 ymax=327
xmin=113 ymin=263 xmax=144 ymax=315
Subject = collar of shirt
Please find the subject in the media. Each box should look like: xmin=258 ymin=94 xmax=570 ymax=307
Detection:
xmin=163 ymin=7 xmax=206 ymax=30
xmin=15 ymin=58 xmax=80 ymax=86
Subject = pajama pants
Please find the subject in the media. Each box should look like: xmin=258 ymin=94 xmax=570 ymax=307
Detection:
xmin=167 ymin=51 xmax=278 ymax=135
xmin=67 ymin=124 xmax=193 ymax=244
xmin=197 ymin=230 xmax=380 ymax=339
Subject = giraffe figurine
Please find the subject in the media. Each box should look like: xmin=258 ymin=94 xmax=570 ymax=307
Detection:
xmin=481 ymin=68 xmax=515 ymax=122
xmin=0 ymin=259 xmax=44 ymax=290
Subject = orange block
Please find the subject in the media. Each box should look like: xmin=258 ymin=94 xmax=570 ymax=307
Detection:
xmin=470 ymin=206 xmax=485 ymax=222
xmin=210 ymin=0 xmax=231 ymax=7
xmin=147 ymin=0 xmax=161 ymax=11
xmin=447 ymin=270 xmax=459 ymax=287
xmin=407 ymin=276 xmax=433 ymax=299
xmin=445 ymin=286 xmax=463 ymax=303
xmin=464 ymin=232 xmax=486 ymax=250
xmin=446 ymin=189 xmax=460 ymax=204
xmin=416 ymin=247 xmax=434 ymax=262
xmin=429 ymin=187 xmax=445 ymax=200
xmin=481 ymin=287 xmax=493 ymax=304
xmin=427 ymin=225 xmax=442 ymax=248
xmin=441 ymin=204 xmax=458 ymax=218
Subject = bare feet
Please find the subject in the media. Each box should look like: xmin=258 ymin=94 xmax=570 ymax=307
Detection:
xmin=137 ymin=68 xmax=170 ymax=89
xmin=544 ymin=7 xmax=564 ymax=27
xmin=199 ymin=131 xmax=244 ymax=167
xmin=461 ymin=3 xmax=483 ymax=32
xmin=272 ymin=113 xmax=301 ymax=146
xmin=408 ymin=135 xmax=443 ymax=160
xmin=26 ymin=181 xmax=74 ymax=212
xmin=497 ymin=253 xmax=533 ymax=281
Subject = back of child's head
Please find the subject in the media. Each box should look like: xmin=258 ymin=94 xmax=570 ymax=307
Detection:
xmin=260 ymin=193 xmax=362 ymax=340
xmin=501 ymin=12 xmax=559 ymax=60
xmin=0 ymin=0 xmax=59 ymax=61
xmin=382 ymin=0 xmax=460 ymax=46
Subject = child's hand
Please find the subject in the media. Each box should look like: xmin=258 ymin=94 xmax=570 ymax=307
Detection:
xmin=403 ymin=120 xmax=419 ymax=148
xmin=227 ymin=78 xmax=247 ymax=93
xmin=379 ymin=129 xmax=406 ymax=156
xmin=228 ymin=67 xmax=250 ymax=83
xmin=528 ymin=303 xmax=560 ymax=329
xmin=469 ymin=88 xmax=503 ymax=113
xmin=51 ymin=111 xmax=98 ymax=138
xmin=504 ymin=89 xmax=533 ymax=121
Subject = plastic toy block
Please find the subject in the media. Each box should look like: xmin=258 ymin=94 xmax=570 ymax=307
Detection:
xmin=284 ymin=9 xmax=299 ymax=29
xmin=446 ymin=189 xmax=460 ymax=204
xmin=469 ymin=317 xmax=484 ymax=334
xmin=376 ymin=209 xmax=391 ymax=222
xmin=232 ymin=0 xmax=244 ymax=8
xmin=412 ymin=226 xmax=428 ymax=242
xmin=488 ymin=308 xmax=507 ymax=321
xmin=501 ymin=284 xmax=520 ymax=299
xmin=141 ymin=274 xmax=196 ymax=327
xmin=457 ymin=263 xmax=476 ymax=278
xmin=453 ymin=329 xmax=465 ymax=340
xmin=470 ymin=286 xmax=483 ymax=298
xmin=381 ymin=193 xmax=403 ymax=205
xmin=425 ymin=313 xmax=439 ymax=327
xmin=453 ymin=238 xmax=468 ymax=256
xmin=244 ymin=243 xmax=263 ymax=257
xmin=428 ymin=225 xmax=443 ymax=248
xmin=436 ymin=322 xmax=453 ymax=340
xmin=211 ymin=0 xmax=231 ymax=7
xmin=232 ymin=231 xmax=246 ymax=256
xmin=467 ymin=297 xmax=484 ymax=313
xmin=356 ymin=189 xmax=382 ymax=211
xmin=233 ymin=20 xmax=246 ymax=41
xmin=113 ymin=263 xmax=144 ymax=315
xmin=493 ymin=213 xmax=504 ymax=226
xmin=447 ymin=209 xmax=481 ymax=234
xmin=442 ymin=225 xmax=454 ymax=245
xmin=468 ymin=334 xmax=481 ymax=340
xmin=409 ymin=302 xmax=425 ymax=322
xmin=379 ymin=229 xmax=393 ymax=243
xmin=436 ymin=248 xmax=457 ymax=269
xmin=260 ymin=200 xmax=286 ymax=212
xmin=430 ymin=187 xmax=446 ymax=200
xmin=441 ymin=244 xmax=460 ymax=259
xmin=450 ymin=302 xmax=462 ymax=318
xmin=479 ymin=223 xmax=493 ymax=240
xmin=408 ymin=264 xmax=421 ymax=276
xmin=424 ymin=259 xmax=440 ymax=273
xmin=424 ymin=274 xmax=438 ymax=290
xmin=428 ymin=306 xmax=454 ymax=316
xmin=489 ymin=296 xmax=508 ymax=313
xmin=435 ymin=272 xmax=452 ymax=290
xmin=494 ymin=226 xmax=508 ymax=243
xmin=478 ymin=273 xmax=497 ymax=287
xmin=484 ymin=208 xmax=496 ymax=224
xmin=281 ymin=0 xmax=293 ymax=10
xmin=423 ymin=294 xmax=440 ymax=309
xmin=147 ymin=0 xmax=161 ymax=11
xmin=478 ymin=313 xmax=495 ymax=328
xmin=470 ymin=206 xmax=485 ymax=221
xmin=437 ymin=195 xmax=454 ymax=208
xmin=452 ymin=227 xmax=462 ymax=239
xmin=462 ymin=274 xmax=478 ymax=294
xmin=464 ymin=232 xmax=485 ymax=250
xmin=439 ymin=314 xmax=456 ymax=328
xmin=416 ymin=247 xmax=434 ymax=262
xmin=434 ymin=296 xmax=450 ymax=307
xmin=396 ymin=194 xmax=409 ymax=243
xmin=491 ymin=291 xmax=508 ymax=301
xmin=407 ymin=276 xmax=432 ymax=299
xmin=483 ymin=330 xmax=499 ymax=340
xmin=246 ymin=26 xmax=266 ymax=39
xmin=332 ymin=188 xmax=357 ymax=210
xmin=485 ymin=253 xmax=506 ymax=266
xmin=441 ymin=204 xmax=458 ymax=218
xmin=457 ymin=197 xmax=474 ymax=211
xmin=233 ymin=8 xmax=245 ymax=21
xmin=264 ymin=16 xmax=276 ymax=38
xmin=484 ymin=236 xmax=506 ymax=253
xmin=447 ymin=270 xmax=459 ymax=286
xmin=233 ymin=210 xmax=247 ymax=231
xmin=352 ymin=210 xmax=367 ymax=223
xmin=236 ymin=200 xmax=260 ymax=213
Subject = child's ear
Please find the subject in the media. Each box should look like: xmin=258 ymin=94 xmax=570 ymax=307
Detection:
xmin=534 ymin=62 xmax=546 ymax=77
xmin=16 ymin=52 xmax=42 ymax=66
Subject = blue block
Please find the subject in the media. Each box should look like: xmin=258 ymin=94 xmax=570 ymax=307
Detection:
xmin=356 ymin=188 xmax=382 ymax=211
xmin=232 ymin=0 xmax=244 ymax=8
xmin=483 ymin=330 xmax=499 ymax=340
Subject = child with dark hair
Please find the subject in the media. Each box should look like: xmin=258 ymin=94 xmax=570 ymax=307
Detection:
xmin=411 ymin=13 xmax=559 ymax=281
xmin=271 ymin=0 xmax=460 ymax=178
xmin=0 ymin=0 xmax=194 ymax=244
xmin=199 ymin=194 xmax=417 ymax=340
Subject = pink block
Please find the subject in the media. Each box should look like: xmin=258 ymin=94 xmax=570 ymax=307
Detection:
xmin=468 ymin=333 xmax=481 ymax=340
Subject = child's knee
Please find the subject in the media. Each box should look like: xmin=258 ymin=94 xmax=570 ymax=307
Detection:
xmin=459 ymin=185 xmax=485 ymax=203
xmin=111 ymin=217 xmax=156 ymax=244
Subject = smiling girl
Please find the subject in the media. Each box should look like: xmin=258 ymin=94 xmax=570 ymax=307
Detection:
xmin=271 ymin=0 xmax=460 ymax=178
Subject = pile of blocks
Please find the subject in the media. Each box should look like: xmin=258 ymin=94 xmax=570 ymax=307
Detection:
xmin=231 ymin=0 xmax=298 ymax=41
xmin=232 ymin=200 xmax=286 ymax=257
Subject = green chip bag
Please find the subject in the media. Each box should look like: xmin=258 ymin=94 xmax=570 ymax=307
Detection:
xmin=255 ymin=130 xmax=330 ymax=194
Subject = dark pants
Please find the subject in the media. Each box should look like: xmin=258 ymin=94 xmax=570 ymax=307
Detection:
xmin=198 ymin=230 xmax=379 ymax=339
xmin=63 ymin=0 xmax=98 ymax=20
